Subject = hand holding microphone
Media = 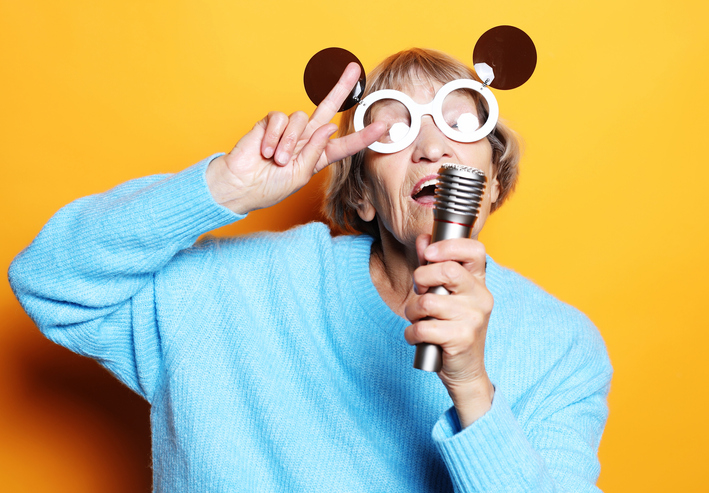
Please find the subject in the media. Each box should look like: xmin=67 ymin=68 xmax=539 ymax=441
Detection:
xmin=413 ymin=163 xmax=487 ymax=372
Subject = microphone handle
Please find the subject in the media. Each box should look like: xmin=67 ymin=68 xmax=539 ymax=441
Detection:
xmin=413 ymin=215 xmax=474 ymax=372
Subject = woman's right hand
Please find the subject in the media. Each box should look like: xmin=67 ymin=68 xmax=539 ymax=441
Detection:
xmin=206 ymin=63 xmax=385 ymax=215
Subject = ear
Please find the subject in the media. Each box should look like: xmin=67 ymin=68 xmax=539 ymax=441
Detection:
xmin=356 ymin=191 xmax=376 ymax=223
xmin=490 ymin=172 xmax=501 ymax=205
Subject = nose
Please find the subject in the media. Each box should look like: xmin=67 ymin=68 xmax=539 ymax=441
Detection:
xmin=411 ymin=116 xmax=454 ymax=163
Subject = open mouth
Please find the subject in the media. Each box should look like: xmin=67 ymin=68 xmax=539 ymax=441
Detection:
xmin=411 ymin=178 xmax=438 ymax=205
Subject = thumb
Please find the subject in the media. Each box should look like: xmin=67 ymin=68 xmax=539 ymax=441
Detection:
xmin=298 ymin=123 xmax=339 ymax=175
xmin=416 ymin=234 xmax=432 ymax=266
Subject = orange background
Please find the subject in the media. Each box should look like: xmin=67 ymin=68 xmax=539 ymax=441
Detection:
xmin=2 ymin=1 xmax=708 ymax=491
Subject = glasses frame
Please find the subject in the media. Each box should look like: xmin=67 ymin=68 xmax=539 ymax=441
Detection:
xmin=353 ymin=78 xmax=499 ymax=154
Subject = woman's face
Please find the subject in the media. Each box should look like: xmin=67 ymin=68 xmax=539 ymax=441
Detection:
xmin=357 ymin=76 xmax=500 ymax=249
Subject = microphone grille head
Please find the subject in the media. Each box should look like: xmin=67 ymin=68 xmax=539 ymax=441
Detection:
xmin=434 ymin=163 xmax=487 ymax=218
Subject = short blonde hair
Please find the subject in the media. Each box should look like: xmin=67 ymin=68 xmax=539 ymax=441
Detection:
xmin=323 ymin=48 xmax=521 ymax=238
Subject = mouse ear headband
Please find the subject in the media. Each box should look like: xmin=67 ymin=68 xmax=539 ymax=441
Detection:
xmin=303 ymin=25 xmax=537 ymax=152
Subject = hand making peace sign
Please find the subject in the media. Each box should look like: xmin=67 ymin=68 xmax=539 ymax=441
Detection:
xmin=206 ymin=63 xmax=386 ymax=215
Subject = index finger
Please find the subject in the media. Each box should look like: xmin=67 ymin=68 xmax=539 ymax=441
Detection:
xmin=318 ymin=121 xmax=386 ymax=170
xmin=423 ymin=238 xmax=487 ymax=275
xmin=307 ymin=62 xmax=362 ymax=133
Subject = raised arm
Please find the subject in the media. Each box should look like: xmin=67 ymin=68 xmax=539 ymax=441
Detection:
xmin=8 ymin=64 xmax=384 ymax=401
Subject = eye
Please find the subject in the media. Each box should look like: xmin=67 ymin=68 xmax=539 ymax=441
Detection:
xmin=365 ymin=99 xmax=412 ymax=144
xmin=442 ymin=89 xmax=481 ymax=134
xmin=387 ymin=122 xmax=410 ymax=143
xmin=451 ymin=113 xmax=479 ymax=133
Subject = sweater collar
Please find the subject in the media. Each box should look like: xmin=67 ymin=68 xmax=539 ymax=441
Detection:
xmin=336 ymin=234 xmax=516 ymax=342
xmin=338 ymin=234 xmax=408 ymax=339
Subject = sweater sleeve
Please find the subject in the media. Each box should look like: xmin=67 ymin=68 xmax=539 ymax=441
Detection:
xmin=432 ymin=319 xmax=612 ymax=492
xmin=8 ymin=154 xmax=241 ymax=402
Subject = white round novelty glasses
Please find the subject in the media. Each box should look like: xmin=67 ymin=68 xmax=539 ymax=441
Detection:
xmin=353 ymin=78 xmax=499 ymax=154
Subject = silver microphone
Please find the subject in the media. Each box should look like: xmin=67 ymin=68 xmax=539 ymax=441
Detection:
xmin=413 ymin=163 xmax=487 ymax=372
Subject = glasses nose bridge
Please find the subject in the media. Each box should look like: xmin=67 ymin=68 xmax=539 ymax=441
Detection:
xmin=411 ymin=102 xmax=453 ymax=161
xmin=409 ymin=98 xmax=443 ymax=142
xmin=416 ymin=99 xmax=438 ymax=124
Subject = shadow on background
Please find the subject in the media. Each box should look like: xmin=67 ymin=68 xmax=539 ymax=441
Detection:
xmin=1 ymin=172 xmax=331 ymax=492
xmin=3 ymin=307 xmax=152 ymax=492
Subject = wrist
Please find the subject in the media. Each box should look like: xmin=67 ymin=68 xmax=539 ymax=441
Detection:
xmin=449 ymin=376 xmax=494 ymax=429
xmin=205 ymin=155 xmax=251 ymax=215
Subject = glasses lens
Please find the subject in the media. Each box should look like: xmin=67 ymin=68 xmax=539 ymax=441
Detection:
xmin=441 ymin=88 xmax=484 ymax=137
xmin=364 ymin=99 xmax=411 ymax=144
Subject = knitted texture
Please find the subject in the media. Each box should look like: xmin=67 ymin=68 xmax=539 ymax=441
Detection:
xmin=9 ymin=155 xmax=612 ymax=492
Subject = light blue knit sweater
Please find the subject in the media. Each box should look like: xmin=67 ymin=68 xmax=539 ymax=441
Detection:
xmin=9 ymin=155 xmax=612 ymax=492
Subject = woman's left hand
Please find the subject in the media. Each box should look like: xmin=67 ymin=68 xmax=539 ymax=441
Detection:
xmin=404 ymin=234 xmax=495 ymax=429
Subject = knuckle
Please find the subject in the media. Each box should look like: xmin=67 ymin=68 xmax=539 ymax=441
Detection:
xmin=466 ymin=309 xmax=488 ymax=329
xmin=318 ymin=98 xmax=337 ymax=114
xmin=276 ymin=113 xmax=292 ymax=128
xmin=420 ymin=293 xmax=437 ymax=313
xmin=413 ymin=321 xmax=434 ymax=340
xmin=446 ymin=346 xmax=463 ymax=358
xmin=265 ymin=114 xmax=287 ymax=139
xmin=404 ymin=325 xmax=415 ymax=344
xmin=442 ymin=261 xmax=461 ymax=281
xmin=469 ymin=311 xmax=483 ymax=328
xmin=471 ymin=241 xmax=486 ymax=259
xmin=411 ymin=323 xmax=424 ymax=340
xmin=291 ymin=110 xmax=308 ymax=122
xmin=459 ymin=322 xmax=475 ymax=339
xmin=281 ymin=132 xmax=298 ymax=149
xmin=267 ymin=111 xmax=285 ymax=123
xmin=412 ymin=268 xmax=424 ymax=286
xmin=449 ymin=335 xmax=474 ymax=356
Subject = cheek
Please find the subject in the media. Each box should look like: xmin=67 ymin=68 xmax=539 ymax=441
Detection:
xmin=366 ymin=161 xmax=406 ymax=211
xmin=371 ymin=175 xmax=395 ymax=211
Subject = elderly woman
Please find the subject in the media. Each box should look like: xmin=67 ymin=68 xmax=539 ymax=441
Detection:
xmin=9 ymin=48 xmax=611 ymax=492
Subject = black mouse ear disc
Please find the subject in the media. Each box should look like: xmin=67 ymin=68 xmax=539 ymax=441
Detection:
xmin=304 ymin=47 xmax=366 ymax=112
xmin=473 ymin=26 xmax=537 ymax=90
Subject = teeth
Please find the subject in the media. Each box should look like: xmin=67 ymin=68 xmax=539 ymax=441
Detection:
xmin=413 ymin=179 xmax=438 ymax=197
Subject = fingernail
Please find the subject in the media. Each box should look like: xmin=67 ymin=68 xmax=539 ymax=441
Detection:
xmin=427 ymin=244 xmax=438 ymax=258
xmin=264 ymin=147 xmax=273 ymax=158
xmin=276 ymin=152 xmax=288 ymax=165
